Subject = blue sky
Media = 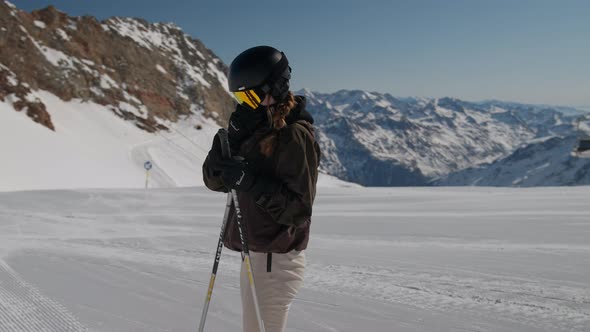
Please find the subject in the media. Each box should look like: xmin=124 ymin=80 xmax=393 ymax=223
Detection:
xmin=10 ymin=0 xmax=590 ymax=106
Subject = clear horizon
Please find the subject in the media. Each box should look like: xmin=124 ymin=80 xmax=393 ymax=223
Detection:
xmin=8 ymin=0 xmax=590 ymax=107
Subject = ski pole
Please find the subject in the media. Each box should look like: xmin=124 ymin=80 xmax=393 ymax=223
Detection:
xmin=198 ymin=182 xmax=232 ymax=332
xmin=198 ymin=129 xmax=265 ymax=332
xmin=218 ymin=128 xmax=266 ymax=332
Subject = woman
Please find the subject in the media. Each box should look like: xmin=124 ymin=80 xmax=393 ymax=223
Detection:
xmin=202 ymin=46 xmax=321 ymax=332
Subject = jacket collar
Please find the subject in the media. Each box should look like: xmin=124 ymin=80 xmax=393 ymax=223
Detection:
xmin=285 ymin=96 xmax=314 ymax=125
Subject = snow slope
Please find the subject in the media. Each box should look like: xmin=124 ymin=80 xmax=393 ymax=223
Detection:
xmin=0 ymin=186 xmax=588 ymax=331
xmin=0 ymin=89 xmax=352 ymax=192
xmin=0 ymin=89 xmax=217 ymax=192
xmin=438 ymin=135 xmax=590 ymax=186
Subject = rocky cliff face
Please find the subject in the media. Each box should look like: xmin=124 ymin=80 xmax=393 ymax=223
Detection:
xmin=0 ymin=1 xmax=233 ymax=133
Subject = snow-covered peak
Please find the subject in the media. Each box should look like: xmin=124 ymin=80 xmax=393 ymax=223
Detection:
xmin=304 ymin=89 xmax=586 ymax=186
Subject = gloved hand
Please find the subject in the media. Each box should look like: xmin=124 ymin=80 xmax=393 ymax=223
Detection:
xmin=205 ymin=134 xmax=225 ymax=175
xmin=218 ymin=158 xmax=257 ymax=192
xmin=218 ymin=158 xmax=282 ymax=194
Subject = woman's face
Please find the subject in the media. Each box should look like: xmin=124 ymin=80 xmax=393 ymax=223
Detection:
xmin=260 ymin=95 xmax=276 ymax=106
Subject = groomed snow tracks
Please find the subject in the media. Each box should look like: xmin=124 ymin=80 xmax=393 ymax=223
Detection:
xmin=0 ymin=259 xmax=87 ymax=332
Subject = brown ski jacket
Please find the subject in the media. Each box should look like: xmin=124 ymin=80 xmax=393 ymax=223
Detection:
xmin=203 ymin=98 xmax=320 ymax=253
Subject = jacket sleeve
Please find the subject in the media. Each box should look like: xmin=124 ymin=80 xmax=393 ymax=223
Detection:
xmin=255 ymin=124 xmax=320 ymax=226
xmin=202 ymin=155 xmax=228 ymax=193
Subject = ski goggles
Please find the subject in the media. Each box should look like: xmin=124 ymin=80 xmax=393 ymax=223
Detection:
xmin=233 ymin=87 xmax=267 ymax=110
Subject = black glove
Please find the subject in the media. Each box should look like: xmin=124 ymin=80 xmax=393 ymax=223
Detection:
xmin=205 ymin=134 xmax=225 ymax=175
xmin=218 ymin=158 xmax=282 ymax=194
xmin=228 ymin=104 xmax=269 ymax=154
xmin=218 ymin=158 xmax=256 ymax=192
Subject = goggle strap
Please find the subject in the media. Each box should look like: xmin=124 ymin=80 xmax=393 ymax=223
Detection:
xmin=245 ymin=90 xmax=259 ymax=107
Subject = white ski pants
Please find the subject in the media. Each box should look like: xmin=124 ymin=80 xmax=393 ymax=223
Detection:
xmin=240 ymin=250 xmax=305 ymax=332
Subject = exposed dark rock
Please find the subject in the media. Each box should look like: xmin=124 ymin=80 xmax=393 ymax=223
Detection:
xmin=0 ymin=1 xmax=233 ymax=132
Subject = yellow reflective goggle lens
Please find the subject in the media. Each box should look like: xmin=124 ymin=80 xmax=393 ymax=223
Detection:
xmin=233 ymin=89 xmax=262 ymax=109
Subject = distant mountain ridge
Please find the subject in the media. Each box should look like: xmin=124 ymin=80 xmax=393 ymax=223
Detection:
xmin=437 ymin=135 xmax=590 ymax=186
xmin=300 ymin=89 xmax=590 ymax=186
xmin=476 ymin=100 xmax=589 ymax=117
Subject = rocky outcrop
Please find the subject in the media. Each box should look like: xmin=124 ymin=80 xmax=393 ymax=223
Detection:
xmin=0 ymin=1 xmax=233 ymax=132
xmin=0 ymin=64 xmax=54 ymax=130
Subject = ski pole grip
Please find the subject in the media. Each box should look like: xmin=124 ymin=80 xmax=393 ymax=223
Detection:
xmin=217 ymin=128 xmax=231 ymax=160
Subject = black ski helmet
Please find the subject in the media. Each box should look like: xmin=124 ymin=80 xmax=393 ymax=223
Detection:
xmin=228 ymin=46 xmax=291 ymax=107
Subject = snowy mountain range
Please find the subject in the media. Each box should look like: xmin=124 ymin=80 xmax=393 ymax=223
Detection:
xmin=301 ymin=89 xmax=590 ymax=186
xmin=2 ymin=1 xmax=589 ymax=190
